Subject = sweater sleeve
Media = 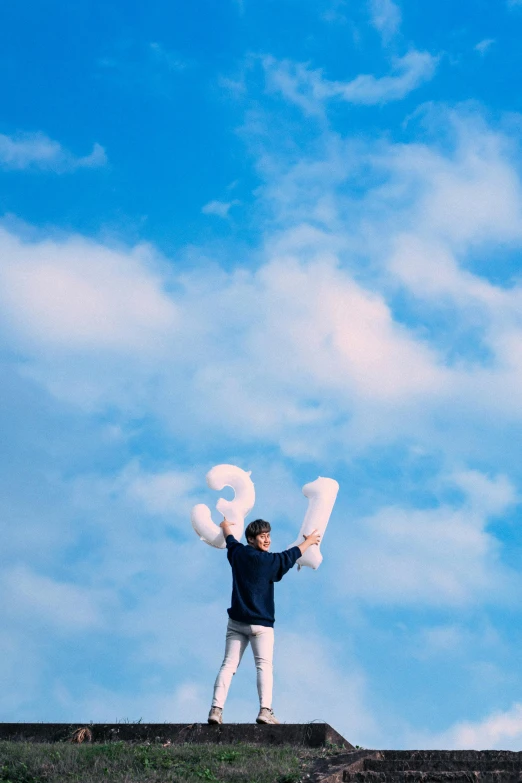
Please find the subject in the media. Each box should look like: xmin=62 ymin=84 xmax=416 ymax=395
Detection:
xmin=268 ymin=546 xmax=302 ymax=582
xmin=226 ymin=534 xmax=243 ymax=564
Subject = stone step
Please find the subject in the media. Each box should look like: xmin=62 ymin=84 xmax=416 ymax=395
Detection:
xmin=344 ymin=772 xmax=522 ymax=782
xmin=363 ymin=751 xmax=522 ymax=773
xmin=310 ymin=751 xmax=522 ymax=783
xmin=371 ymin=751 xmax=522 ymax=763
xmin=311 ymin=750 xmax=380 ymax=782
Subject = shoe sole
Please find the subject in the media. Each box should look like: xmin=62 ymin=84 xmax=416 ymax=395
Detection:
xmin=256 ymin=718 xmax=280 ymax=725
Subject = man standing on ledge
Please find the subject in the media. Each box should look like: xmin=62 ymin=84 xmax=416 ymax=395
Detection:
xmin=208 ymin=518 xmax=321 ymax=726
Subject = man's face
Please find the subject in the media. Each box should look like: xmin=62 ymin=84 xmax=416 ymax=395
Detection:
xmin=253 ymin=531 xmax=271 ymax=551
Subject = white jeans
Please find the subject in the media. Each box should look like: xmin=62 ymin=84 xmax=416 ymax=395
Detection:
xmin=212 ymin=618 xmax=274 ymax=709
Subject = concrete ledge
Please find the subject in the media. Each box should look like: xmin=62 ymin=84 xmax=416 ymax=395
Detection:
xmin=0 ymin=722 xmax=353 ymax=749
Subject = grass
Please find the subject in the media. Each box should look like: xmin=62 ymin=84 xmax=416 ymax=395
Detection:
xmin=0 ymin=741 xmax=344 ymax=783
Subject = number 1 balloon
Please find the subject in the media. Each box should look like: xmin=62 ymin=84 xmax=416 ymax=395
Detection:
xmin=286 ymin=476 xmax=339 ymax=570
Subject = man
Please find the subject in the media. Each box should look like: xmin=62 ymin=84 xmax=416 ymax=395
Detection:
xmin=208 ymin=517 xmax=320 ymax=725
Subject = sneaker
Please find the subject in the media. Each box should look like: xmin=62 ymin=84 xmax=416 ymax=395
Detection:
xmin=256 ymin=707 xmax=280 ymax=725
xmin=208 ymin=706 xmax=223 ymax=725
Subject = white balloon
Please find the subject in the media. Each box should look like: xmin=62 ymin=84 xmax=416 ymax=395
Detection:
xmin=287 ymin=477 xmax=339 ymax=570
xmin=191 ymin=464 xmax=256 ymax=548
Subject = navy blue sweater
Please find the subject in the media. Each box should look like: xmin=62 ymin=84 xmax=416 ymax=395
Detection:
xmin=225 ymin=535 xmax=302 ymax=627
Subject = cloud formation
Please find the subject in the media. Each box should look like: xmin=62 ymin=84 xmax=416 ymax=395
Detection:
xmin=263 ymin=50 xmax=438 ymax=115
xmin=0 ymin=132 xmax=106 ymax=172
xmin=202 ymin=199 xmax=240 ymax=218
xmin=2 ymin=564 xmax=109 ymax=630
xmin=475 ymin=38 xmax=495 ymax=55
xmin=0 ymin=229 xmax=177 ymax=355
xmin=369 ymin=0 xmax=402 ymax=43
xmin=331 ymin=471 xmax=519 ymax=606
xmin=2 ymin=106 xmax=522 ymax=458
xmin=410 ymin=703 xmax=522 ymax=750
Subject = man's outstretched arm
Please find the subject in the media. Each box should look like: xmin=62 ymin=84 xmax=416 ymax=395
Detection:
xmin=269 ymin=530 xmax=321 ymax=582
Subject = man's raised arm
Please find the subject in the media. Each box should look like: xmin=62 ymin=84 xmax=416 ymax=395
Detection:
xmin=220 ymin=518 xmax=236 ymax=540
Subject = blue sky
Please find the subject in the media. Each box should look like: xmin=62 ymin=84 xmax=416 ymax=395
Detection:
xmin=2 ymin=0 xmax=522 ymax=750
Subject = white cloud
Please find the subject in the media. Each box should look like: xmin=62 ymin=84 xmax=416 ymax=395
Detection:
xmin=248 ymin=106 xmax=522 ymax=450
xmin=0 ymin=218 xmax=449 ymax=438
xmin=77 ymin=142 xmax=107 ymax=167
xmin=0 ymin=229 xmax=180 ymax=412
xmin=2 ymin=106 xmax=522 ymax=464
xmin=474 ymin=38 xmax=495 ymax=55
xmin=50 ymin=679 xmax=210 ymax=723
xmin=1 ymin=564 xmax=110 ymax=630
xmin=453 ymin=470 xmax=518 ymax=516
xmin=371 ymin=112 xmax=522 ymax=428
xmin=411 ymin=703 xmax=522 ymax=750
xmin=202 ymin=199 xmax=240 ymax=218
xmin=382 ymin=112 xmax=522 ymax=247
xmin=449 ymin=704 xmax=522 ymax=749
xmin=322 ymin=0 xmax=348 ymax=24
xmin=254 ymin=255 xmax=446 ymax=403
xmin=413 ymin=622 xmax=502 ymax=661
xmin=119 ymin=462 xmax=199 ymax=517
xmin=0 ymin=229 xmax=177 ymax=355
xmin=329 ymin=471 xmax=518 ymax=606
xmin=416 ymin=624 xmax=472 ymax=657
xmin=0 ymin=132 xmax=107 ymax=172
xmin=369 ymin=0 xmax=402 ymax=43
xmin=264 ymin=50 xmax=438 ymax=115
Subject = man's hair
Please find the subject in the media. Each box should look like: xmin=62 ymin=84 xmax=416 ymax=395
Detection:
xmin=245 ymin=519 xmax=271 ymax=542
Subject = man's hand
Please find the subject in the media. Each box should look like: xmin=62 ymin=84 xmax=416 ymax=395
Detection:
xmin=220 ymin=518 xmax=234 ymax=539
xmin=297 ymin=529 xmax=321 ymax=555
xmin=304 ymin=530 xmax=321 ymax=546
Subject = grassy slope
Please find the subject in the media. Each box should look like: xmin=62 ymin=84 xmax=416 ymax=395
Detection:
xmin=0 ymin=741 xmax=343 ymax=783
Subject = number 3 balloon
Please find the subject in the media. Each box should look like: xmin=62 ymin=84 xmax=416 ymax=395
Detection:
xmin=191 ymin=464 xmax=256 ymax=549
